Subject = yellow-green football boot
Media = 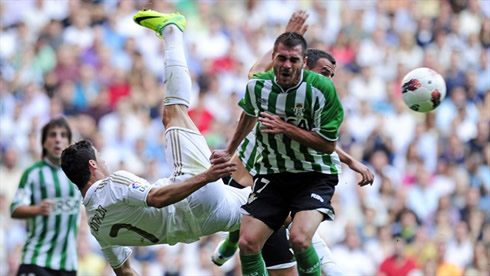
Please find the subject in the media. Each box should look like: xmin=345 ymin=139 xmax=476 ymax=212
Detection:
xmin=133 ymin=9 xmax=186 ymax=38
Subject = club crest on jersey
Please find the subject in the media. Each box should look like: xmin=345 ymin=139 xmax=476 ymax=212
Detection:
xmin=248 ymin=193 xmax=257 ymax=204
xmin=293 ymin=103 xmax=304 ymax=117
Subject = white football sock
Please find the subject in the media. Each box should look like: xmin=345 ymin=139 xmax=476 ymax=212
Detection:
xmin=311 ymin=232 xmax=344 ymax=276
xmin=162 ymin=25 xmax=191 ymax=107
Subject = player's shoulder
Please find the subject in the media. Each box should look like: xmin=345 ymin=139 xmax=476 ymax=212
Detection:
xmin=22 ymin=161 xmax=45 ymax=177
xmin=18 ymin=161 xmax=45 ymax=186
xmin=110 ymin=170 xmax=143 ymax=186
xmin=250 ymin=70 xmax=274 ymax=81
xmin=303 ymin=70 xmax=335 ymax=93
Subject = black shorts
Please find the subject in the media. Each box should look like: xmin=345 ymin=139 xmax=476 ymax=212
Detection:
xmin=223 ymin=177 xmax=295 ymax=269
xmin=242 ymin=172 xmax=338 ymax=231
xmin=17 ymin=264 xmax=76 ymax=276
xmin=262 ymin=227 xmax=295 ymax=269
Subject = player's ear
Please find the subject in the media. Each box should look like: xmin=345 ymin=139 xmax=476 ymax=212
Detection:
xmin=304 ymin=56 xmax=308 ymax=68
xmin=88 ymin=159 xmax=97 ymax=169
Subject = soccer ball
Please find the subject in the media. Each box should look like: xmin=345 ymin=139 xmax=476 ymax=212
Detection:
xmin=401 ymin=67 xmax=447 ymax=112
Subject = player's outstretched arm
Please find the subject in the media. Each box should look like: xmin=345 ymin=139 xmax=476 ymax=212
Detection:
xmin=248 ymin=10 xmax=309 ymax=78
xmin=210 ymin=112 xmax=257 ymax=164
xmin=336 ymin=146 xmax=374 ymax=186
xmin=146 ymin=157 xmax=237 ymax=208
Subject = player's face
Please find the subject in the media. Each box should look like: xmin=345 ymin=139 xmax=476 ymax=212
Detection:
xmin=307 ymin=58 xmax=336 ymax=79
xmin=93 ymin=147 xmax=110 ymax=177
xmin=272 ymin=43 xmax=306 ymax=89
xmin=43 ymin=126 xmax=70 ymax=163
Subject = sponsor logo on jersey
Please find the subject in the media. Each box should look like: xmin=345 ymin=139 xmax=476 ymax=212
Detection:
xmin=310 ymin=193 xmax=324 ymax=203
xmin=51 ymin=197 xmax=81 ymax=215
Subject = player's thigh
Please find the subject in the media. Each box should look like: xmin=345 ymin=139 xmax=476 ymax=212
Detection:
xmin=241 ymin=174 xmax=291 ymax=232
xmin=194 ymin=185 xmax=250 ymax=235
xmin=165 ymin=127 xmax=211 ymax=177
xmin=290 ymin=173 xmax=338 ymax=222
xmin=263 ymin=227 xmax=296 ymax=272
xmin=162 ymin=104 xmax=199 ymax=132
xmin=289 ymin=209 xmax=324 ymax=247
xmin=239 ymin=214 xmax=274 ymax=253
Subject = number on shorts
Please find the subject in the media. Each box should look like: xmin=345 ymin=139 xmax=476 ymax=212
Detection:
xmin=110 ymin=223 xmax=159 ymax=243
xmin=254 ymin=178 xmax=270 ymax=194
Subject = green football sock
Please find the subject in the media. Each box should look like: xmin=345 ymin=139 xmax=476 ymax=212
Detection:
xmin=220 ymin=230 xmax=239 ymax=256
xmin=295 ymin=244 xmax=321 ymax=276
xmin=240 ymin=252 xmax=268 ymax=276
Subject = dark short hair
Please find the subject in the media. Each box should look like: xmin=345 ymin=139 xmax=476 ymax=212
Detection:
xmin=273 ymin=32 xmax=307 ymax=57
xmin=41 ymin=117 xmax=72 ymax=157
xmin=61 ymin=140 xmax=96 ymax=191
xmin=306 ymin=49 xmax=336 ymax=69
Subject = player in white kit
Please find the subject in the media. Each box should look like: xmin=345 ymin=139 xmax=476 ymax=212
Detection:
xmin=60 ymin=12 xmax=250 ymax=276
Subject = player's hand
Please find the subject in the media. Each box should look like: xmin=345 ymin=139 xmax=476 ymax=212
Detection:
xmin=37 ymin=199 xmax=54 ymax=216
xmin=205 ymin=158 xmax=237 ymax=182
xmin=348 ymin=160 xmax=374 ymax=187
xmin=210 ymin=150 xmax=232 ymax=164
xmin=258 ymin=112 xmax=287 ymax=134
xmin=285 ymin=10 xmax=309 ymax=35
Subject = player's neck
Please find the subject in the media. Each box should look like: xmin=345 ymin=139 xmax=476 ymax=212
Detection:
xmin=44 ymin=156 xmax=61 ymax=167
xmin=81 ymin=182 xmax=92 ymax=197
xmin=82 ymin=169 xmax=109 ymax=197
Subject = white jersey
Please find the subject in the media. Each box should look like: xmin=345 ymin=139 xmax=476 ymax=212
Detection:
xmin=83 ymin=127 xmax=249 ymax=268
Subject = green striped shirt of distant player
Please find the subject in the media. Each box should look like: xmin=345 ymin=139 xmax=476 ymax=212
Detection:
xmin=238 ymin=70 xmax=344 ymax=175
xmin=10 ymin=160 xmax=81 ymax=271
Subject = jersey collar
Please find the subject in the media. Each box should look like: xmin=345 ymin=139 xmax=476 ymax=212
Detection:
xmin=273 ymin=69 xmax=304 ymax=93
xmin=43 ymin=158 xmax=60 ymax=169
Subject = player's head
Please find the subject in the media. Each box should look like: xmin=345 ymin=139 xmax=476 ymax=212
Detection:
xmin=305 ymin=49 xmax=336 ymax=79
xmin=41 ymin=117 xmax=72 ymax=163
xmin=272 ymin=32 xmax=307 ymax=89
xmin=61 ymin=140 xmax=110 ymax=191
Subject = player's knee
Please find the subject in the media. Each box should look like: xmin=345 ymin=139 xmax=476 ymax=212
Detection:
xmin=238 ymin=235 xmax=261 ymax=254
xmin=289 ymin=231 xmax=311 ymax=253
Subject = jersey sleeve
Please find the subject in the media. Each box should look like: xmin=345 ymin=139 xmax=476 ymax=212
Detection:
xmin=312 ymin=80 xmax=344 ymax=141
xmin=10 ymin=169 xmax=34 ymax=214
xmin=100 ymin=245 xmax=132 ymax=269
xmin=111 ymin=171 xmax=153 ymax=207
xmin=238 ymin=79 xmax=261 ymax=117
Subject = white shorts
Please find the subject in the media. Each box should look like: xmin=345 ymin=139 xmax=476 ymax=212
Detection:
xmin=165 ymin=127 xmax=250 ymax=235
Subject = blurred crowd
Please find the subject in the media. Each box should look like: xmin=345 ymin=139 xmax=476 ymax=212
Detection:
xmin=0 ymin=0 xmax=489 ymax=275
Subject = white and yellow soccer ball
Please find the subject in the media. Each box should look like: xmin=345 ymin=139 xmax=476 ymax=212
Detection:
xmin=401 ymin=67 xmax=447 ymax=112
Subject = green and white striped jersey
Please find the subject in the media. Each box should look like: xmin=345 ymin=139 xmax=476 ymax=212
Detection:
xmin=10 ymin=159 xmax=81 ymax=271
xmin=238 ymin=70 xmax=343 ymax=175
